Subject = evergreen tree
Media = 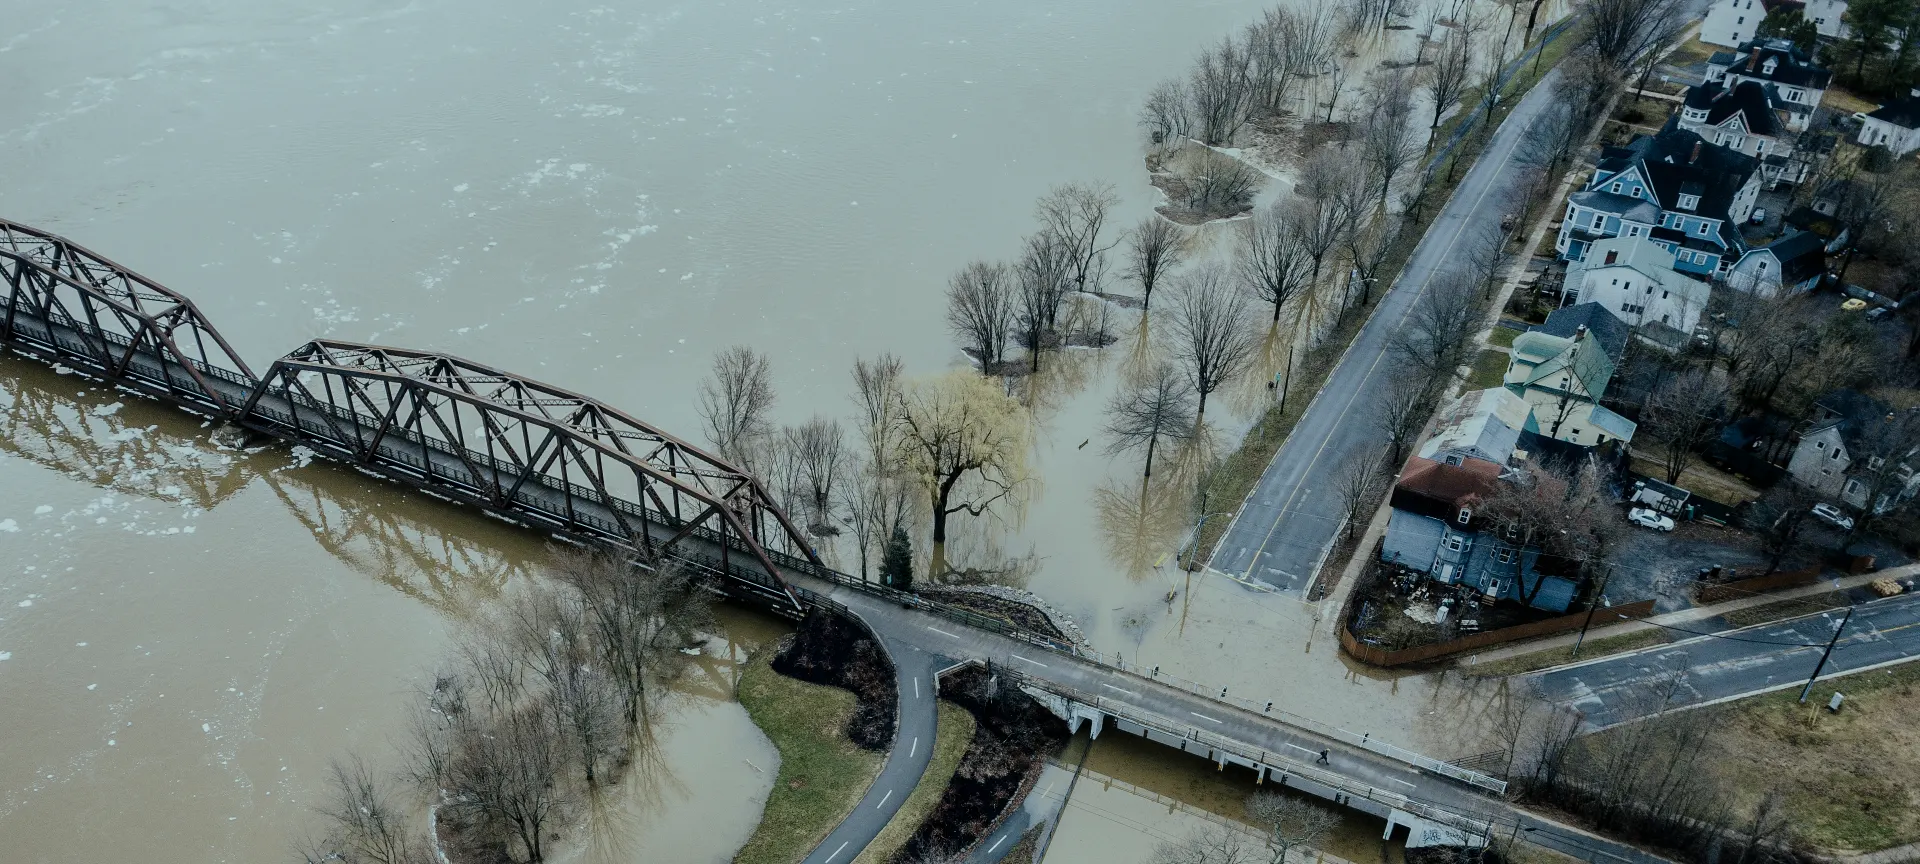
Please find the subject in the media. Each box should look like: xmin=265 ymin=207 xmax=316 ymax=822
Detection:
xmin=880 ymin=525 xmax=914 ymax=591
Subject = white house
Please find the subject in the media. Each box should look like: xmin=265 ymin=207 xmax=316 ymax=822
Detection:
xmin=1787 ymin=391 xmax=1920 ymax=512
xmin=1727 ymin=230 xmax=1828 ymax=297
xmin=1564 ymin=236 xmax=1711 ymax=338
xmin=1805 ymin=0 xmax=1850 ymax=38
xmin=1702 ymin=0 xmax=1766 ymax=48
xmin=1504 ymin=304 xmax=1638 ymax=447
xmin=1706 ymin=39 xmax=1832 ymax=131
xmin=1857 ymin=88 xmax=1920 ymax=157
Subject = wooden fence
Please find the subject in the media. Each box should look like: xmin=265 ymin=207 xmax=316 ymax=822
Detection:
xmin=1341 ymin=599 xmax=1658 ymax=667
xmin=1693 ymin=566 xmax=1820 ymax=604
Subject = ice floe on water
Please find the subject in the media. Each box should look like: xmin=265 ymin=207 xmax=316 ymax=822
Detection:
xmin=287 ymin=445 xmax=316 ymax=469
xmin=0 ymin=519 xmax=17 ymax=532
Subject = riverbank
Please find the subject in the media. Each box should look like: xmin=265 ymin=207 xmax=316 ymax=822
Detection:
xmin=734 ymin=645 xmax=886 ymax=864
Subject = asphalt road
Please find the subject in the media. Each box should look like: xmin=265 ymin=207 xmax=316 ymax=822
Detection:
xmin=1208 ymin=68 xmax=1568 ymax=594
xmin=802 ymin=644 xmax=941 ymax=864
xmin=1528 ymin=591 xmax=1920 ymax=731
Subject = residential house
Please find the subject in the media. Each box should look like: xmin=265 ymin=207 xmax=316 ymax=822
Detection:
xmin=1786 ymin=390 xmax=1920 ymax=511
xmin=1677 ymin=80 xmax=1811 ymax=186
xmin=1857 ymin=88 xmax=1920 ymax=157
xmin=1805 ymin=0 xmax=1850 ymax=37
xmin=1563 ymin=235 xmax=1712 ymax=339
xmin=1556 ymin=126 xmax=1761 ymax=278
xmin=1727 ymin=230 xmax=1827 ymax=297
xmin=1705 ymin=39 xmax=1832 ymax=131
xmin=1505 ymin=304 xmax=1639 ymax=447
xmin=1418 ymin=387 xmax=1538 ymax=465
xmin=1378 ymin=456 xmax=1579 ymax=612
xmin=1702 ymin=0 xmax=1768 ymax=47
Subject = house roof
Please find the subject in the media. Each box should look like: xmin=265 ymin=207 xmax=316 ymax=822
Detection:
xmin=1570 ymin=189 xmax=1665 ymax=225
xmin=1602 ymin=124 xmax=1759 ymax=224
xmin=1809 ymin=389 xmax=1893 ymax=452
xmin=1866 ymin=93 xmax=1920 ymax=130
xmin=1727 ymin=38 xmax=1834 ymax=90
xmin=1682 ymin=81 xmax=1785 ymax=138
xmin=1420 ymin=388 xmax=1536 ymax=464
xmin=1589 ymin=405 xmax=1639 ymax=442
xmin=1538 ymin=303 xmax=1630 ymax=360
xmin=1394 ymin=456 xmax=1504 ymax=518
xmin=1763 ymin=230 xmax=1826 ymax=283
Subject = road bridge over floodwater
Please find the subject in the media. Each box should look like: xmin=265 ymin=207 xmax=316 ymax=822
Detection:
xmin=1 ymin=217 xmax=1666 ymax=864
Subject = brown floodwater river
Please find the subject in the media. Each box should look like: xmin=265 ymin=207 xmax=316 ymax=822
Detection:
xmin=0 ymin=0 xmax=1543 ymax=859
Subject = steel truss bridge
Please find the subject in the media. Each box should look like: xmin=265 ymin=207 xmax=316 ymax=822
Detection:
xmin=0 ymin=217 xmax=1671 ymax=862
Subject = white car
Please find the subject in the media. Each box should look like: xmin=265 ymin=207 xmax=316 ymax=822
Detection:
xmin=1811 ymin=503 xmax=1854 ymax=531
xmin=1628 ymin=507 xmax=1675 ymax=532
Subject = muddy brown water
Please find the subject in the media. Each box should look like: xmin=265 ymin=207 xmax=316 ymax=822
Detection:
xmin=0 ymin=0 xmax=1552 ymax=858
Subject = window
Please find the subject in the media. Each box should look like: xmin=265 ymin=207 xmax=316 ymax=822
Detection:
xmin=1457 ymin=507 xmax=1473 ymax=524
xmin=1816 ymin=441 xmax=1826 ymax=450
xmin=1566 ymin=204 xmax=1576 ymax=221
xmin=1845 ymin=479 xmax=1863 ymax=497
xmin=1572 ymin=428 xmax=1584 ymax=437
xmin=1870 ymin=456 xmax=1885 ymax=471
xmin=1628 ymin=225 xmax=1641 ymax=236
xmin=1823 ymin=467 xmax=1833 ymax=476
xmin=1444 ymin=534 xmax=1466 ymax=552
xmin=1679 ymin=194 xmax=1700 ymax=211
xmin=1698 ymin=222 xmax=1711 ymax=235
xmin=1737 ymin=15 xmax=1744 ymax=24
xmin=1492 ymin=547 xmax=1518 ymax=565
xmin=1661 ymin=289 xmax=1670 ymax=299
xmin=1831 ymin=447 xmax=1843 ymax=461
xmin=1592 ymin=213 xmax=1606 ymax=229
xmin=1631 ymin=188 xmax=1642 ymax=198
xmin=1758 ymin=260 xmax=1769 ymax=272
xmin=1611 ymin=182 xmax=1622 ymax=193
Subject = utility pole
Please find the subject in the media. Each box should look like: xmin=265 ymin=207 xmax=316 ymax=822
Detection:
xmin=1798 ymin=607 xmax=1855 ymax=703
xmin=1570 ymin=565 xmax=1615 ymax=659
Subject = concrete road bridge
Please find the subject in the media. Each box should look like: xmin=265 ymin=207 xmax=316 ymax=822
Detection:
xmin=1 ymin=217 xmax=1665 ymax=864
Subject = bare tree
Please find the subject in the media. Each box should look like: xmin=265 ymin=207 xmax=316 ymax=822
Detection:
xmin=550 ymin=545 xmax=709 ymax=730
xmin=1639 ymin=369 xmax=1731 ymax=485
xmin=894 ymin=371 xmax=1031 ymax=577
xmin=852 ymin=354 xmax=905 ymax=470
xmin=449 ymin=707 xmax=567 ymax=863
xmin=1191 ymin=37 xmax=1256 ymax=145
xmin=1360 ymin=72 xmax=1421 ymax=211
xmin=1582 ymin=0 xmax=1686 ymax=78
xmin=1239 ymin=202 xmax=1315 ymax=324
xmin=1332 ymin=447 xmax=1390 ymax=543
xmin=514 ymin=584 xmax=620 ymax=788
xmin=1481 ymin=461 xmax=1622 ymax=607
xmin=1377 ymin=367 xmax=1442 ymax=468
xmin=1840 ymin=408 xmax=1920 ymax=543
xmin=696 ymin=346 xmax=776 ymax=469
xmin=1016 ymin=231 xmax=1075 ymax=371
xmin=1245 ymin=793 xmax=1342 ymax=864
xmin=1142 ymin=78 xmax=1194 ymax=146
xmin=308 ymin=757 xmax=427 ymax=864
xmin=1421 ymin=29 xmax=1475 ymax=149
xmin=1345 ymin=216 xmax=1400 ymax=307
xmin=1126 ymin=217 xmax=1188 ymax=311
xmin=1387 ymin=269 xmax=1481 ymax=384
xmin=1149 ymin=823 xmax=1263 ymax=864
xmin=786 ymin=416 xmax=847 ymax=533
xmin=1105 ymin=363 xmax=1197 ymax=483
xmin=1164 ymin=265 xmax=1259 ymax=422
xmin=1036 ymin=182 xmax=1123 ymax=295
xmin=1184 ymin=148 xmax=1264 ymax=218
xmin=1462 ymin=222 xmax=1513 ymax=302
xmin=946 ymin=260 xmax=1016 ymax=375
xmin=1746 ymin=483 xmax=1820 ymax=573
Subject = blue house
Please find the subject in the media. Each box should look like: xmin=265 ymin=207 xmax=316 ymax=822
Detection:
xmin=1379 ymin=455 xmax=1580 ymax=613
xmin=1556 ymin=125 xmax=1762 ymax=279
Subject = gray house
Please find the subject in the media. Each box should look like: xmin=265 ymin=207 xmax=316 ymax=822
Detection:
xmin=1786 ymin=390 xmax=1920 ymax=512
xmin=1379 ymin=455 xmax=1579 ymax=613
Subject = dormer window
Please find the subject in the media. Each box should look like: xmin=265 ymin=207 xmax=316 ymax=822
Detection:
xmin=1762 ymin=57 xmax=1779 ymax=75
xmin=1678 ymin=193 xmax=1700 ymax=211
xmin=1457 ymin=507 xmax=1473 ymax=525
xmin=1685 ymin=108 xmax=1708 ymax=122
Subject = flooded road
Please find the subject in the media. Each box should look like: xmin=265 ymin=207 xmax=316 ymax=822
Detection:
xmin=0 ymin=0 xmax=1528 ymax=858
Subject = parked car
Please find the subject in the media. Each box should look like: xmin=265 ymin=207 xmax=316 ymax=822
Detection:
xmin=1811 ymin=503 xmax=1855 ymax=530
xmin=1628 ymin=507 xmax=1675 ymax=532
xmin=1749 ymin=208 xmax=1768 ymax=225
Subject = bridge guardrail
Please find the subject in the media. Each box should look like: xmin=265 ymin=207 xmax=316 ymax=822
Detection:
xmin=1005 ymin=669 xmax=1498 ymax=840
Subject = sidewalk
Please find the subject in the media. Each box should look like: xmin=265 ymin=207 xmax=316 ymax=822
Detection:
xmin=1458 ymin=563 xmax=1918 ymax=666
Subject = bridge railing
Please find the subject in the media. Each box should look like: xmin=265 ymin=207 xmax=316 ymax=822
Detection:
xmin=1005 ymin=668 xmax=1498 ymax=840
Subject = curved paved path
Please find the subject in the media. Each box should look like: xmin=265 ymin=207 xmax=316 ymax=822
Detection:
xmin=802 ymin=628 xmax=943 ymax=864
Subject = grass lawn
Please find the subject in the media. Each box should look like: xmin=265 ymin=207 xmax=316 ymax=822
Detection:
xmin=1627 ymin=452 xmax=1761 ymax=507
xmin=1663 ymin=36 xmax=1719 ymax=68
xmin=734 ymin=647 xmax=885 ymax=864
xmin=1487 ymin=327 xmax=1519 ymax=349
xmin=1704 ymin=659 xmax=1920 ymax=852
xmin=1720 ymin=591 xmax=1851 ymax=629
xmin=1464 ymin=349 xmax=1509 ymax=391
xmin=1461 ymin=628 xmax=1669 ymax=678
xmin=854 ymin=702 xmax=976 ymax=864
xmin=1823 ymin=85 xmax=1880 ymax=116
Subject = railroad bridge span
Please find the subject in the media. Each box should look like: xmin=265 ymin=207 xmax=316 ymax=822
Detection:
xmin=0 ymin=217 xmax=1665 ymax=864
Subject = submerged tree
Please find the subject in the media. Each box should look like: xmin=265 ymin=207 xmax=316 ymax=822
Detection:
xmin=1246 ymin=793 xmax=1341 ymax=864
xmin=1165 ymin=265 xmax=1258 ymax=422
xmin=893 ymin=371 xmax=1031 ymax=578
xmin=696 ymin=346 xmax=776 ymax=469
xmin=1126 ymin=216 xmax=1189 ymax=311
xmin=946 ymin=259 xmax=1017 ymax=375
xmin=1104 ymin=363 xmax=1197 ymax=484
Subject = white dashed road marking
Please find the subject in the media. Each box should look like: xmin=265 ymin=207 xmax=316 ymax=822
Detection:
xmin=1012 ymin=655 xmax=1047 ymax=668
xmin=825 ymin=841 xmax=850 ymax=863
xmin=1190 ymin=712 xmax=1222 ymax=724
xmin=910 ymin=737 xmax=918 ymax=757
xmin=927 ymin=626 xmax=959 ymax=639
xmin=1100 ymin=683 xmax=1138 ymax=696
xmin=876 ymin=789 xmax=894 ymax=808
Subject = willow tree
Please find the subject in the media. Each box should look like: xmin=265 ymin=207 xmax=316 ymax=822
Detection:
xmin=894 ymin=371 xmax=1031 ymax=580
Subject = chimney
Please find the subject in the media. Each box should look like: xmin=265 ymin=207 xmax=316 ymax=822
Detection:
xmin=1748 ymin=51 xmax=1760 ymax=72
xmin=1575 ymin=324 xmax=1589 ymax=339
xmin=1691 ymin=140 xmax=1702 ymax=163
